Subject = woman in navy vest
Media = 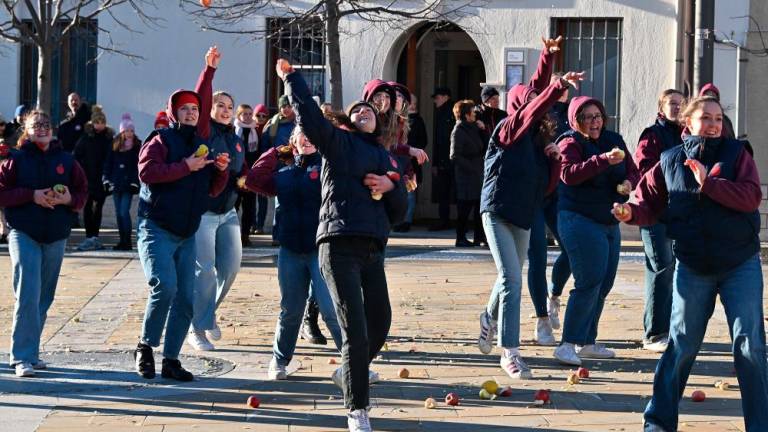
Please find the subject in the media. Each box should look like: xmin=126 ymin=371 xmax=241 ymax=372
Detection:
xmin=634 ymin=89 xmax=684 ymax=353
xmin=614 ymin=96 xmax=766 ymax=432
xmin=552 ymin=96 xmax=639 ymax=366
xmin=245 ymin=128 xmax=342 ymax=380
xmin=278 ymin=59 xmax=407 ymax=432
xmin=134 ymin=46 xmax=230 ymax=382
xmin=477 ymin=35 xmax=583 ymax=380
xmin=0 ymin=110 xmax=88 ymax=377
xmin=187 ymin=47 xmax=247 ymax=352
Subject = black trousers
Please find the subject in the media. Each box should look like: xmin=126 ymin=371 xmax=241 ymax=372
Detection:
xmin=433 ymin=166 xmax=454 ymax=224
xmin=83 ymin=194 xmax=106 ymax=238
xmin=236 ymin=191 xmax=257 ymax=238
xmin=456 ymin=199 xmax=484 ymax=242
xmin=319 ymin=236 xmax=391 ymax=410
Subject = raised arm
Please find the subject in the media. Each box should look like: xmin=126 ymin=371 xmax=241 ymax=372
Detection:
xmin=195 ymin=46 xmax=220 ymax=140
xmin=528 ymin=36 xmax=563 ymax=92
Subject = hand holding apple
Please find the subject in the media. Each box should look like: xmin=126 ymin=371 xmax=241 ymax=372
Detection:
xmin=612 ymin=202 xmax=632 ymax=222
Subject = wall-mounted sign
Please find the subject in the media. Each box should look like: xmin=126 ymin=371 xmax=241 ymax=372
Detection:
xmin=504 ymin=48 xmax=526 ymax=91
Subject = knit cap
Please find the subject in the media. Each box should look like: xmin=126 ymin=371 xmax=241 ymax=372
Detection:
xmin=119 ymin=113 xmax=135 ymax=133
xmin=91 ymin=105 xmax=106 ymax=123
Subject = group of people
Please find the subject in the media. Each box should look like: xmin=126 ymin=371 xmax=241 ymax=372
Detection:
xmin=0 ymin=34 xmax=765 ymax=432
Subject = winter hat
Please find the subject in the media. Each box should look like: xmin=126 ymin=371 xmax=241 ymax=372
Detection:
xmin=254 ymin=104 xmax=269 ymax=116
xmin=90 ymin=105 xmax=106 ymax=123
xmin=567 ymin=96 xmax=607 ymax=130
xmin=362 ymin=79 xmax=396 ymax=108
xmin=14 ymin=105 xmax=25 ymax=119
xmin=119 ymin=113 xmax=135 ymax=133
xmin=481 ymin=86 xmax=499 ymax=102
xmin=387 ymin=81 xmax=412 ymax=105
xmin=345 ymin=100 xmax=376 ymax=118
xmin=154 ymin=111 xmax=170 ymax=129
xmin=698 ymin=83 xmax=720 ymax=100
xmin=278 ymin=95 xmax=290 ymax=108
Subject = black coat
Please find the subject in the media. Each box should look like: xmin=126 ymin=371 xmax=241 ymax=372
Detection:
xmin=432 ymin=101 xmax=454 ymax=168
xmin=475 ymin=104 xmax=508 ymax=143
xmin=285 ymin=71 xmax=407 ymax=246
xmin=450 ymin=121 xmax=485 ymax=201
xmin=407 ymin=112 xmax=428 ymax=182
xmin=74 ymin=124 xmax=114 ymax=198
xmin=103 ymin=143 xmax=140 ymax=194
xmin=58 ymin=103 xmax=92 ymax=153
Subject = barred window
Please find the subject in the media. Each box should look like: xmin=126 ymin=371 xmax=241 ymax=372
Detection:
xmin=551 ymin=18 xmax=623 ymax=131
xmin=266 ymin=17 xmax=326 ymax=110
xmin=20 ymin=19 xmax=98 ymax=124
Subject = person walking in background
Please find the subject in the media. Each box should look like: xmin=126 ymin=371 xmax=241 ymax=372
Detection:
xmin=613 ymin=95 xmax=767 ymax=432
xmin=234 ymin=103 xmax=259 ymax=247
xmin=0 ymin=110 xmax=88 ymax=377
xmin=58 ymin=93 xmax=92 ymax=153
xmin=634 ymin=88 xmax=684 ymax=353
xmin=134 ymin=47 xmax=230 ymax=382
xmin=74 ymin=105 xmax=114 ymax=251
xmin=103 ymin=113 xmax=141 ymax=251
xmin=450 ymin=99 xmax=486 ymax=248
xmin=552 ymin=95 xmax=639 ymax=366
xmin=430 ymin=87 xmax=455 ymax=231
xmin=526 ymin=72 xmax=573 ymax=344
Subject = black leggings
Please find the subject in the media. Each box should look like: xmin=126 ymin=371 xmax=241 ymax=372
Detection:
xmin=319 ymin=237 xmax=391 ymax=410
xmin=83 ymin=194 xmax=106 ymax=238
xmin=456 ymin=199 xmax=484 ymax=242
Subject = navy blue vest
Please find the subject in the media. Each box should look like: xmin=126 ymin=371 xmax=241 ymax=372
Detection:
xmin=557 ymin=129 xmax=629 ymax=225
xmin=480 ymin=123 xmax=551 ymax=229
xmin=5 ymin=142 xmax=75 ymax=243
xmin=274 ymin=152 xmax=323 ymax=254
xmin=138 ymin=126 xmax=213 ymax=238
xmin=207 ymin=122 xmax=245 ymax=214
xmin=660 ymin=137 xmax=760 ymax=274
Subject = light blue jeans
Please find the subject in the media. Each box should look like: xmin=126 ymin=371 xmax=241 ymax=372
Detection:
xmin=273 ymin=247 xmax=342 ymax=365
xmin=483 ymin=212 xmax=531 ymax=349
xmin=137 ymin=217 xmax=196 ymax=359
xmin=8 ymin=230 xmax=66 ymax=366
xmin=192 ymin=209 xmax=242 ymax=331
xmin=644 ymin=254 xmax=768 ymax=432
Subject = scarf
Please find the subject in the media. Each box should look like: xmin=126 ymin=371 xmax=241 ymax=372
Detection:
xmin=267 ymin=113 xmax=295 ymax=139
xmin=234 ymin=119 xmax=259 ymax=152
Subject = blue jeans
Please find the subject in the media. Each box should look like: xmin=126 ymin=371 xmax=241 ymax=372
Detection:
xmin=273 ymin=247 xmax=342 ymax=365
xmin=192 ymin=209 xmax=242 ymax=331
xmin=640 ymin=223 xmax=675 ymax=342
xmin=8 ymin=230 xmax=66 ymax=366
xmin=256 ymin=195 xmax=268 ymax=229
xmin=113 ymin=192 xmax=133 ymax=236
xmin=483 ymin=212 xmax=530 ymax=349
xmin=137 ymin=217 xmax=197 ymax=359
xmin=644 ymin=255 xmax=768 ymax=432
xmin=558 ymin=210 xmax=620 ymax=345
xmin=404 ymin=190 xmax=416 ymax=224
xmin=527 ymin=200 xmax=571 ymax=316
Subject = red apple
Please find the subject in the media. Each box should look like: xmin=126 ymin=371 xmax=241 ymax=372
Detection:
xmin=216 ymin=152 xmax=229 ymax=165
xmin=691 ymin=390 xmax=706 ymax=402
xmin=445 ymin=392 xmax=460 ymax=406
xmin=534 ymin=389 xmax=550 ymax=403
xmin=398 ymin=368 xmax=410 ymax=379
xmin=577 ymin=367 xmax=590 ymax=379
xmin=498 ymin=386 xmax=513 ymax=397
xmin=246 ymin=395 xmax=260 ymax=408
xmin=200 ymin=0 xmax=211 ymax=7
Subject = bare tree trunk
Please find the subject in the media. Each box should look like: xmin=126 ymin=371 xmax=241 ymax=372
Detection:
xmin=325 ymin=0 xmax=344 ymax=109
xmin=36 ymin=44 xmax=53 ymax=113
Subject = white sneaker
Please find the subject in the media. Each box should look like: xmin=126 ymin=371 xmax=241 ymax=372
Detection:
xmin=643 ymin=336 xmax=669 ymax=353
xmin=347 ymin=409 xmax=372 ymax=432
xmin=547 ymin=296 xmax=561 ymax=330
xmin=331 ymin=367 xmax=343 ymax=388
xmin=187 ymin=330 xmax=215 ymax=351
xmin=368 ymin=369 xmax=380 ymax=384
xmin=534 ymin=317 xmax=557 ymax=346
xmin=577 ymin=343 xmax=616 ymax=359
xmin=477 ymin=311 xmax=497 ymax=355
xmin=500 ymin=353 xmax=533 ymax=379
xmin=268 ymin=358 xmax=287 ymax=380
xmin=33 ymin=359 xmax=47 ymax=370
xmin=553 ymin=343 xmax=582 ymax=366
xmin=206 ymin=320 xmax=222 ymax=341
xmin=15 ymin=362 xmax=35 ymax=377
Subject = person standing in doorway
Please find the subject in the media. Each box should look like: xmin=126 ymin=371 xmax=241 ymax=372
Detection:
xmin=430 ymin=87 xmax=454 ymax=231
xmin=450 ymin=99 xmax=485 ymax=248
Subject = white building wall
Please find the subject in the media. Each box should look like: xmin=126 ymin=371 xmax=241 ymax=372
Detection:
xmin=0 ymin=45 xmax=20 ymax=122
xmin=713 ymin=0 xmax=750 ymax=125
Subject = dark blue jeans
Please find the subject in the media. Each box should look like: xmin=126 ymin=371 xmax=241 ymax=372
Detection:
xmin=527 ymin=199 xmax=571 ymax=316
xmin=558 ymin=210 xmax=620 ymax=345
xmin=113 ymin=192 xmax=133 ymax=237
xmin=640 ymin=223 xmax=674 ymax=342
xmin=644 ymin=255 xmax=768 ymax=432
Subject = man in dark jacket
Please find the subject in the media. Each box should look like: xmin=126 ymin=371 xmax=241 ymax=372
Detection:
xmin=58 ymin=92 xmax=92 ymax=153
xmin=430 ymin=87 xmax=454 ymax=231
xmin=475 ymin=86 xmax=508 ymax=142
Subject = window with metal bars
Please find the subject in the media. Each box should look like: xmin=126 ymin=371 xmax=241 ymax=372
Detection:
xmin=19 ymin=19 xmax=98 ymax=125
xmin=266 ymin=17 xmax=326 ymax=111
xmin=551 ymin=18 xmax=623 ymax=132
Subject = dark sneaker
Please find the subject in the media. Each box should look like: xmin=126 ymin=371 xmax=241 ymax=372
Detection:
xmin=161 ymin=358 xmax=194 ymax=382
xmin=300 ymin=321 xmax=328 ymax=345
xmin=455 ymin=238 xmax=475 ymax=248
xmin=134 ymin=343 xmax=156 ymax=379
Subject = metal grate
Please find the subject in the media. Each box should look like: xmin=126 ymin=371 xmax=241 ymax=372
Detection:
xmin=266 ymin=17 xmax=326 ymax=109
xmin=552 ymin=18 xmax=623 ymax=132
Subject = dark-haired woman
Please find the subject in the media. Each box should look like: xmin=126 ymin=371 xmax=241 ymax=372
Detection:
xmin=450 ymin=99 xmax=485 ymax=247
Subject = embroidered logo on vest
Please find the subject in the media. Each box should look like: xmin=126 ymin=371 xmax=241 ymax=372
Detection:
xmin=236 ymin=143 xmax=242 ymax=153
xmin=309 ymin=170 xmax=319 ymax=180
xmin=56 ymin=163 xmax=65 ymax=175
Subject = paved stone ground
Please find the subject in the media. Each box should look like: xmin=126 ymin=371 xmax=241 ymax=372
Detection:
xmin=0 ymin=228 xmax=765 ymax=431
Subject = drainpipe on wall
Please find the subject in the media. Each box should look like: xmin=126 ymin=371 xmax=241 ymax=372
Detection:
xmin=693 ymin=0 xmax=715 ymax=93
xmin=680 ymin=0 xmax=695 ymax=97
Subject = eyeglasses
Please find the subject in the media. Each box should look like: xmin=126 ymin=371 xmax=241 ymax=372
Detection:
xmin=30 ymin=122 xmax=51 ymax=130
xmin=579 ymin=113 xmax=603 ymax=123
xmin=255 ymin=114 xmax=268 ymax=118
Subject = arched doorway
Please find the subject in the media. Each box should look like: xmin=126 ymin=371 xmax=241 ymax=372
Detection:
xmin=385 ymin=22 xmax=487 ymax=223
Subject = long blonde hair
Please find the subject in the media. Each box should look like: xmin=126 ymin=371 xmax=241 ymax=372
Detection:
xmin=112 ymin=130 xmax=142 ymax=152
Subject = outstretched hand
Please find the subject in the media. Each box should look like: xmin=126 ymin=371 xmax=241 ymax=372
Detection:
xmin=562 ymin=71 xmax=586 ymax=90
xmin=276 ymin=59 xmax=294 ymax=80
xmin=542 ymin=36 xmax=564 ymax=53
xmin=206 ymin=46 xmax=221 ymax=69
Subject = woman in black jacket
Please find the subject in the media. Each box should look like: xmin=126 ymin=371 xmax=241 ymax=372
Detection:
xmin=103 ymin=113 xmax=141 ymax=250
xmin=450 ymin=99 xmax=486 ymax=247
xmin=277 ymin=59 xmax=406 ymax=432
